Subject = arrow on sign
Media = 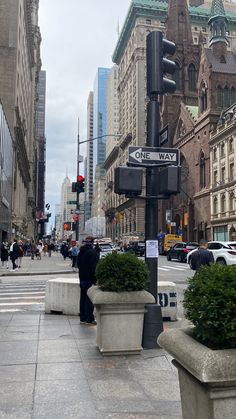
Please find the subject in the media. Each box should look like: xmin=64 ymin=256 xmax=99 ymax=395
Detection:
xmin=129 ymin=148 xmax=178 ymax=164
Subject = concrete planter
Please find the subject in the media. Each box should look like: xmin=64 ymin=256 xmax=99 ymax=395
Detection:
xmin=158 ymin=327 xmax=236 ymax=419
xmin=88 ymin=285 xmax=155 ymax=355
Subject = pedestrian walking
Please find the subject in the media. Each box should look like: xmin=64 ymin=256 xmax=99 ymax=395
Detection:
xmin=43 ymin=243 xmax=48 ymax=256
xmin=1 ymin=241 xmax=9 ymax=269
xmin=17 ymin=240 xmax=24 ymax=268
xmin=191 ymin=238 xmax=214 ymax=271
xmin=36 ymin=242 xmax=43 ymax=260
xmin=77 ymin=236 xmax=99 ymax=325
xmin=30 ymin=240 xmax=37 ymax=260
xmin=9 ymin=239 xmax=20 ymax=271
xmin=71 ymin=243 xmax=79 ymax=272
xmin=60 ymin=242 xmax=68 ymax=260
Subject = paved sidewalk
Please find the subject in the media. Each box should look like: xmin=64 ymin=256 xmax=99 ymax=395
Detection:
xmin=0 ymin=312 xmax=182 ymax=419
xmin=0 ymin=252 xmax=73 ymax=277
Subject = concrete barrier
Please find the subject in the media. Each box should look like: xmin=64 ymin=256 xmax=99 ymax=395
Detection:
xmin=158 ymin=281 xmax=177 ymax=321
xmin=45 ymin=278 xmax=80 ymax=316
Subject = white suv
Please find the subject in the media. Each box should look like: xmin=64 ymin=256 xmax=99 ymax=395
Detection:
xmin=187 ymin=241 xmax=236 ymax=267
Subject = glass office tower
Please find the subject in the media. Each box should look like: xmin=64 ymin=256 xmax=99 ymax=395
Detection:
xmin=93 ymin=67 xmax=111 ymax=178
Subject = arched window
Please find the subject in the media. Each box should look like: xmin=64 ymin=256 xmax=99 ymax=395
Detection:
xmin=216 ymin=86 xmax=223 ymax=107
xmin=200 ymin=81 xmax=208 ymax=113
xmin=223 ymin=86 xmax=230 ymax=108
xmin=213 ymin=196 xmax=218 ymax=214
xmin=200 ymin=150 xmax=206 ymax=189
xmin=229 ymin=192 xmax=234 ymax=211
xmin=173 ymin=62 xmax=181 ymax=90
xmin=188 ymin=64 xmax=197 ymax=91
xmin=221 ymin=194 xmax=226 ymax=213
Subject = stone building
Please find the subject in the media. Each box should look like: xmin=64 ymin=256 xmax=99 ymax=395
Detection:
xmin=209 ymin=104 xmax=236 ymax=241
xmin=169 ymin=0 xmax=236 ymax=241
xmin=104 ymin=0 xmax=236 ymax=240
xmin=0 ymin=0 xmax=42 ymax=240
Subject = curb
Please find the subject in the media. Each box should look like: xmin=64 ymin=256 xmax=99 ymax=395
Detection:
xmin=0 ymin=270 xmax=74 ymax=278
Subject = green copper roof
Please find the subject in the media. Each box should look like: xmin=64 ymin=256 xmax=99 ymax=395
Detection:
xmin=210 ymin=0 xmax=226 ymax=17
xmin=186 ymin=106 xmax=198 ymax=121
xmin=112 ymin=1 xmax=236 ymax=63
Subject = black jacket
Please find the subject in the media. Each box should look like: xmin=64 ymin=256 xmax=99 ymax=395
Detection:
xmin=191 ymin=248 xmax=214 ymax=271
xmin=77 ymin=244 xmax=99 ymax=286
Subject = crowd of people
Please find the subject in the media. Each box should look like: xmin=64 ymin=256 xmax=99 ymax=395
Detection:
xmin=0 ymin=239 xmax=56 ymax=272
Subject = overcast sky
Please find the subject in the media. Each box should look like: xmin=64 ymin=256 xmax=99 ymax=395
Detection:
xmin=38 ymin=0 xmax=131 ymax=227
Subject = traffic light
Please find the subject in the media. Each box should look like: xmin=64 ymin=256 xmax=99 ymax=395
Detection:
xmin=63 ymin=222 xmax=71 ymax=231
xmin=77 ymin=175 xmax=85 ymax=193
xmin=147 ymin=31 xmax=176 ymax=96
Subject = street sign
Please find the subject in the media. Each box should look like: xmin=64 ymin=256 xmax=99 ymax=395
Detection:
xmin=160 ymin=125 xmax=168 ymax=146
xmin=71 ymin=209 xmax=80 ymax=214
xmin=128 ymin=146 xmax=179 ymax=166
xmin=67 ymin=200 xmax=77 ymax=205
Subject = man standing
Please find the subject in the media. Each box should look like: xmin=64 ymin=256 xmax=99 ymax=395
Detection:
xmin=77 ymin=236 xmax=99 ymax=325
xmin=9 ymin=239 xmax=20 ymax=271
xmin=191 ymin=239 xmax=214 ymax=271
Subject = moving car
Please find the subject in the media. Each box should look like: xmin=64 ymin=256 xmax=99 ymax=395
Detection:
xmin=99 ymin=243 xmax=113 ymax=258
xmin=187 ymin=241 xmax=236 ymax=266
xmin=166 ymin=242 xmax=199 ymax=263
xmin=158 ymin=233 xmax=182 ymax=255
xmin=127 ymin=241 xmax=145 ymax=256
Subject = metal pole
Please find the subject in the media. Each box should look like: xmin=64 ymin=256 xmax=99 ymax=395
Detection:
xmin=142 ymin=34 xmax=164 ymax=349
xmin=76 ymin=118 xmax=80 ymax=241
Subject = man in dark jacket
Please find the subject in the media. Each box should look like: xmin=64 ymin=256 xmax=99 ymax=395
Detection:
xmin=77 ymin=236 xmax=99 ymax=325
xmin=9 ymin=239 xmax=20 ymax=271
xmin=191 ymin=239 xmax=214 ymax=271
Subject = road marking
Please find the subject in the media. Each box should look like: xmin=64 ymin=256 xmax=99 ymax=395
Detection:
xmin=158 ymin=267 xmax=169 ymax=271
xmin=0 ymin=292 xmax=45 ymax=297
xmin=0 ymin=296 xmax=44 ymax=301
xmin=0 ymin=302 xmax=43 ymax=306
xmin=162 ymin=266 xmax=186 ymax=271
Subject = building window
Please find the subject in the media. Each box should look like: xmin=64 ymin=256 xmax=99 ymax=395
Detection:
xmin=213 ymin=196 xmax=218 ymax=214
xmin=216 ymin=86 xmax=223 ymax=107
xmin=188 ymin=64 xmax=197 ymax=92
xmin=229 ymin=192 xmax=234 ymax=211
xmin=213 ymin=170 xmax=218 ymax=187
xmin=221 ymin=194 xmax=226 ymax=213
xmin=229 ymin=138 xmax=234 ymax=153
xmin=200 ymin=150 xmax=206 ymax=188
xmin=220 ymin=142 xmax=225 ymax=157
xmin=173 ymin=62 xmax=181 ymax=90
xmin=200 ymin=81 xmax=208 ymax=113
xmin=223 ymin=87 xmax=230 ymax=108
xmin=221 ymin=166 xmax=226 ymax=183
xmin=229 ymin=162 xmax=234 ymax=181
xmin=213 ymin=147 xmax=217 ymax=161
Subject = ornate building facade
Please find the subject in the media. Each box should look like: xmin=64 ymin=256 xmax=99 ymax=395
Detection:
xmin=0 ymin=0 xmax=42 ymax=240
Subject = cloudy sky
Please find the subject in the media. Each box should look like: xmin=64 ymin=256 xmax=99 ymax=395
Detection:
xmin=38 ymin=0 xmax=131 ymax=227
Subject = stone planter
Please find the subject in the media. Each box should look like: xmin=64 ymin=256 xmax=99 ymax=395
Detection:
xmin=88 ymin=285 xmax=155 ymax=355
xmin=158 ymin=327 xmax=236 ymax=419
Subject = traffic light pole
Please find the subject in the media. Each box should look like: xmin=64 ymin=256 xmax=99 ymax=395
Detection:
xmin=76 ymin=118 xmax=80 ymax=241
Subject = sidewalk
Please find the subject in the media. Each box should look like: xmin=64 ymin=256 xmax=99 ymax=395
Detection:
xmin=0 ymin=252 xmax=74 ymax=277
xmin=0 ymin=312 xmax=182 ymax=419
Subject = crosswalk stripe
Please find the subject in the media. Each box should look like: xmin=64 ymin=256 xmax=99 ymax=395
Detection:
xmin=0 ymin=292 xmax=45 ymax=297
xmin=158 ymin=267 xmax=169 ymax=271
xmin=162 ymin=266 xmax=186 ymax=271
xmin=0 ymin=280 xmax=46 ymax=312
xmin=0 ymin=302 xmax=44 ymax=306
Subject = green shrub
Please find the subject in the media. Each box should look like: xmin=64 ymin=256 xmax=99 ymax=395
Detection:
xmin=183 ymin=264 xmax=236 ymax=350
xmin=96 ymin=252 xmax=149 ymax=292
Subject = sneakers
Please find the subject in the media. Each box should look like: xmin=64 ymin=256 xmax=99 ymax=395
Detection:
xmin=85 ymin=320 xmax=97 ymax=326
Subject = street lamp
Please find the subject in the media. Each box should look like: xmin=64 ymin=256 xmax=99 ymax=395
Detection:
xmin=78 ymin=133 xmax=122 ymax=145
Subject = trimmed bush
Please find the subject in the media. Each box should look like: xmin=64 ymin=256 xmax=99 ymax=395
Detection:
xmin=183 ymin=263 xmax=236 ymax=350
xmin=96 ymin=252 xmax=149 ymax=292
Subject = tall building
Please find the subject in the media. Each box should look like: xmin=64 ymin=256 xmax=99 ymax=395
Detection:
xmin=35 ymin=70 xmax=46 ymax=238
xmin=60 ymin=176 xmax=77 ymax=238
xmin=106 ymin=65 xmax=120 ymax=158
xmin=0 ymin=0 xmax=41 ymax=239
xmin=84 ymin=92 xmax=94 ymax=222
xmin=103 ymin=0 xmax=236 ymax=240
xmin=93 ymin=67 xmax=111 ymax=178
xmin=0 ymin=102 xmax=14 ymax=241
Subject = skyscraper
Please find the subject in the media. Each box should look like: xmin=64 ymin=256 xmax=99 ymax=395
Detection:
xmin=93 ymin=67 xmax=111 ymax=178
xmin=35 ymin=70 xmax=46 ymax=237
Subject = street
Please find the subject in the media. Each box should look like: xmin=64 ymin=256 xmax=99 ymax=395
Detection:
xmin=0 ymin=254 xmax=193 ymax=321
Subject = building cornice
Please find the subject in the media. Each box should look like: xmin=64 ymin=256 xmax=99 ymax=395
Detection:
xmin=104 ymin=146 xmax=119 ymax=170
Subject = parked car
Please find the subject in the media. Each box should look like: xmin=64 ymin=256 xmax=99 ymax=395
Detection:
xmin=99 ymin=243 xmax=113 ymax=259
xmin=127 ymin=241 xmax=145 ymax=257
xmin=166 ymin=242 xmax=199 ymax=263
xmin=187 ymin=241 xmax=236 ymax=267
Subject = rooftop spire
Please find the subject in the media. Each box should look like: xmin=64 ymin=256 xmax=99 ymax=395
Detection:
xmin=208 ymin=0 xmax=228 ymax=48
xmin=166 ymin=0 xmax=193 ymax=45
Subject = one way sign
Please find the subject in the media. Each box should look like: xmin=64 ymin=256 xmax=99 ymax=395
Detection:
xmin=128 ymin=146 xmax=180 ymax=166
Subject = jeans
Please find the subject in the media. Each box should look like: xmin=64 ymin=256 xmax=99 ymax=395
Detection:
xmin=80 ymin=284 xmax=94 ymax=323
